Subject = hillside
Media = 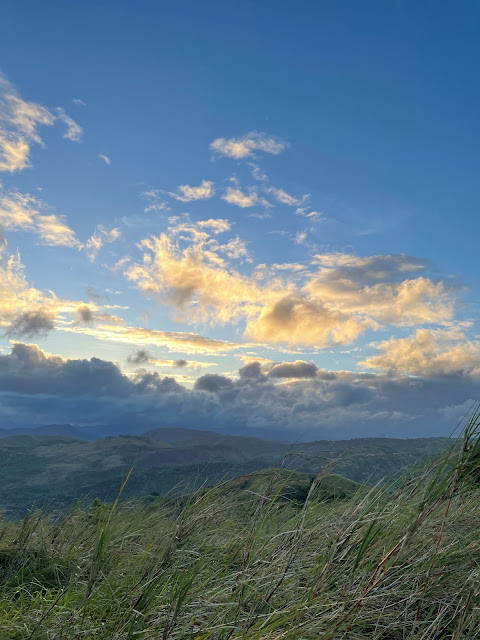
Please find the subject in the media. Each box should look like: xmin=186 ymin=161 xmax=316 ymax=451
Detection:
xmin=0 ymin=428 xmax=450 ymax=517
xmin=0 ymin=429 xmax=478 ymax=639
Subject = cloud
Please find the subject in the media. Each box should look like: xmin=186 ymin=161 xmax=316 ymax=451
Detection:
xmin=127 ymin=349 xmax=215 ymax=369
xmin=294 ymin=231 xmax=307 ymax=244
xmin=127 ymin=348 xmax=150 ymax=365
xmin=0 ymin=190 xmax=80 ymax=247
xmin=126 ymin=223 xmax=458 ymax=350
xmin=35 ymin=214 xmax=80 ymax=247
xmin=72 ymin=98 xmax=86 ymax=106
xmin=0 ymin=73 xmax=81 ymax=172
xmin=222 ymin=187 xmax=258 ymax=208
xmin=6 ymin=309 xmax=55 ymax=338
xmin=0 ymin=342 xmax=478 ymax=438
xmin=76 ymin=305 xmax=94 ymax=323
xmin=68 ymin=322 xmax=242 ymax=355
xmin=210 ymin=132 xmax=286 ymax=159
xmin=361 ymin=329 xmax=480 ymax=377
xmin=98 ymin=153 xmax=111 ymax=165
xmin=194 ymin=373 xmax=233 ymax=393
xmin=246 ymin=295 xmax=373 ymax=347
xmin=0 ymin=242 xmax=119 ymax=341
xmin=268 ymin=360 xmax=318 ymax=379
xmin=265 ymin=187 xmax=301 ymax=206
xmin=168 ymin=180 xmax=215 ymax=202
xmin=85 ymin=225 xmax=121 ymax=261
xmin=56 ymin=108 xmax=83 ymax=142
xmin=295 ymin=208 xmax=324 ymax=221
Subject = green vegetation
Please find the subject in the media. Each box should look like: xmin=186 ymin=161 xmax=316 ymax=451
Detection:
xmin=0 ymin=430 xmax=448 ymax=517
xmin=0 ymin=410 xmax=479 ymax=639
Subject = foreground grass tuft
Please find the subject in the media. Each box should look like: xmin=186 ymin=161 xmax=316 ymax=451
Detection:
xmin=1 ymin=410 xmax=480 ymax=639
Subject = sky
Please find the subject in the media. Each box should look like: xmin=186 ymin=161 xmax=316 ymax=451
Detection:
xmin=0 ymin=0 xmax=480 ymax=439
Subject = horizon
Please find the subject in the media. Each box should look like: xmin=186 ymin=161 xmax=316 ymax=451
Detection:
xmin=1 ymin=1 xmax=480 ymax=439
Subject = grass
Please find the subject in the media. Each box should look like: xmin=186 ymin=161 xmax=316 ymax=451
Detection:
xmin=0 ymin=409 xmax=479 ymax=638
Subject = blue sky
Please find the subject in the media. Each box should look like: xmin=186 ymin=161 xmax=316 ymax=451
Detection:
xmin=0 ymin=1 xmax=479 ymax=438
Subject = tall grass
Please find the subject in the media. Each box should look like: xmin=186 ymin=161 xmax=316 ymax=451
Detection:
xmin=0 ymin=409 xmax=479 ymax=639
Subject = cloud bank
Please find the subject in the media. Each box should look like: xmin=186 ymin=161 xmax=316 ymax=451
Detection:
xmin=0 ymin=342 xmax=477 ymax=438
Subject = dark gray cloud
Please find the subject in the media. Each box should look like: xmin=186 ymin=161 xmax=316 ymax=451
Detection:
xmin=239 ymin=361 xmax=265 ymax=379
xmin=76 ymin=305 xmax=94 ymax=323
xmin=173 ymin=359 xmax=188 ymax=368
xmin=0 ymin=343 xmax=478 ymax=439
xmin=128 ymin=349 xmax=151 ymax=365
xmin=268 ymin=361 xmax=318 ymax=379
xmin=6 ymin=310 xmax=55 ymax=338
xmin=194 ymin=374 xmax=234 ymax=393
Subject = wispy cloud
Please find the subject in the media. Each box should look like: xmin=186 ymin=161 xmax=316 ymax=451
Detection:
xmin=56 ymin=107 xmax=83 ymax=142
xmin=222 ymin=186 xmax=258 ymax=208
xmin=295 ymin=207 xmax=324 ymax=221
xmin=265 ymin=186 xmax=301 ymax=206
xmin=98 ymin=153 xmax=111 ymax=165
xmin=210 ymin=132 xmax=286 ymax=159
xmin=0 ymin=73 xmax=82 ymax=172
xmin=69 ymin=322 xmax=242 ymax=354
xmin=72 ymin=98 xmax=86 ymax=106
xmin=85 ymin=225 xmax=121 ymax=261
xmin=0 ymin=190 xmax=81 ymax=247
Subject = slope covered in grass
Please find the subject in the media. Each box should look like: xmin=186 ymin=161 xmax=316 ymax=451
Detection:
xmin=0 ymin=430 xmax=449 ymax=517
xmin=0 ymin=409 xmax=479 ymax=639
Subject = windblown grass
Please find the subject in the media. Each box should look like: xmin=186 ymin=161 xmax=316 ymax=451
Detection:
xmin=0 ymin=408 xmax=479 ymax=639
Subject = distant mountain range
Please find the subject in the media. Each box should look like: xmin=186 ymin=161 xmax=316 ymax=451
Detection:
xmin=0 ymin=424 xmax=450 ymax=518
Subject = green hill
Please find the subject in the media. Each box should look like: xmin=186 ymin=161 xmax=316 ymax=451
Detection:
xmin=0 ymin=426 xmax=478 ymax=639
xmin=0 ymin=430 xmax=451 ymax=517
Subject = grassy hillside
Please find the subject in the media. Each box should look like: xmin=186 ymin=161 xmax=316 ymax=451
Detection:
xmin=0 ymin=431 xmax=450 ymax=517
xmin=0 ymin=416 xmax=479 ymax=639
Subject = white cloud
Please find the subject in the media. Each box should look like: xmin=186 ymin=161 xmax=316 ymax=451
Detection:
xmin=265 ymin=186 xmax=301 ymax=206
xmin=222 ymin=186 xmax=258 ymax=208
xmin=98 ymin=153 xmax=111 ymax=165
xmin=56 ymin=108 xmax=83 ymax=142
xmin=0 ymin=73 xmax=55 ymax=172
xmin=210 ymin=132 xmax=286 ymax=159
xmin=294 ymin=231 xmax=307 ymax=244
xmin=85 ymin=225 xmax=121 ymax=261
xmin=0 ymin=73 xmax=82 ymax=172
xmin=72 ymin=98 xmax=86 ymax=106
xmin=169 ymin=179 xmax=214 ymax=202
xmin=0 ymin=190 xmax=80 ymax=247
xmin=295 ymin=208 xmax=324 ymax=220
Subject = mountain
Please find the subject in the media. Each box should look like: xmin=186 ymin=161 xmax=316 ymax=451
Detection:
xmin=0 ymin=428 xmax=451 ymax=518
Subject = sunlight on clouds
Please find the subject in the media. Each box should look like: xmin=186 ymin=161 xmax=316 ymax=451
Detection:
xmin=210 ymin=132 xmax=286 ymax=159
xmin=126 ymin=222 xmax=458 ymax=349
xmin=35 ymin=214 xmax=80 ymax=247
xmin=246 ymin=295 xmax=374 ymax=347
xmin=0 ymin=190 xmax=81 ymax=247
xmin=361 ymin=329 xmax=480 ymax=377
xmin=222 ymin=186 xmax=258 ymax=208
xmin=85 ymin=225 xmax=121 ymax=261
xmin=69 ymin=322 xmax=242 ymax=354
xmin=168 ymin=179 xmax=215 ymax=202
xmin=0 ymin=246 xmax=89 ymax=335
xmin=0 ymin=73 xmax=81 ymax=172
